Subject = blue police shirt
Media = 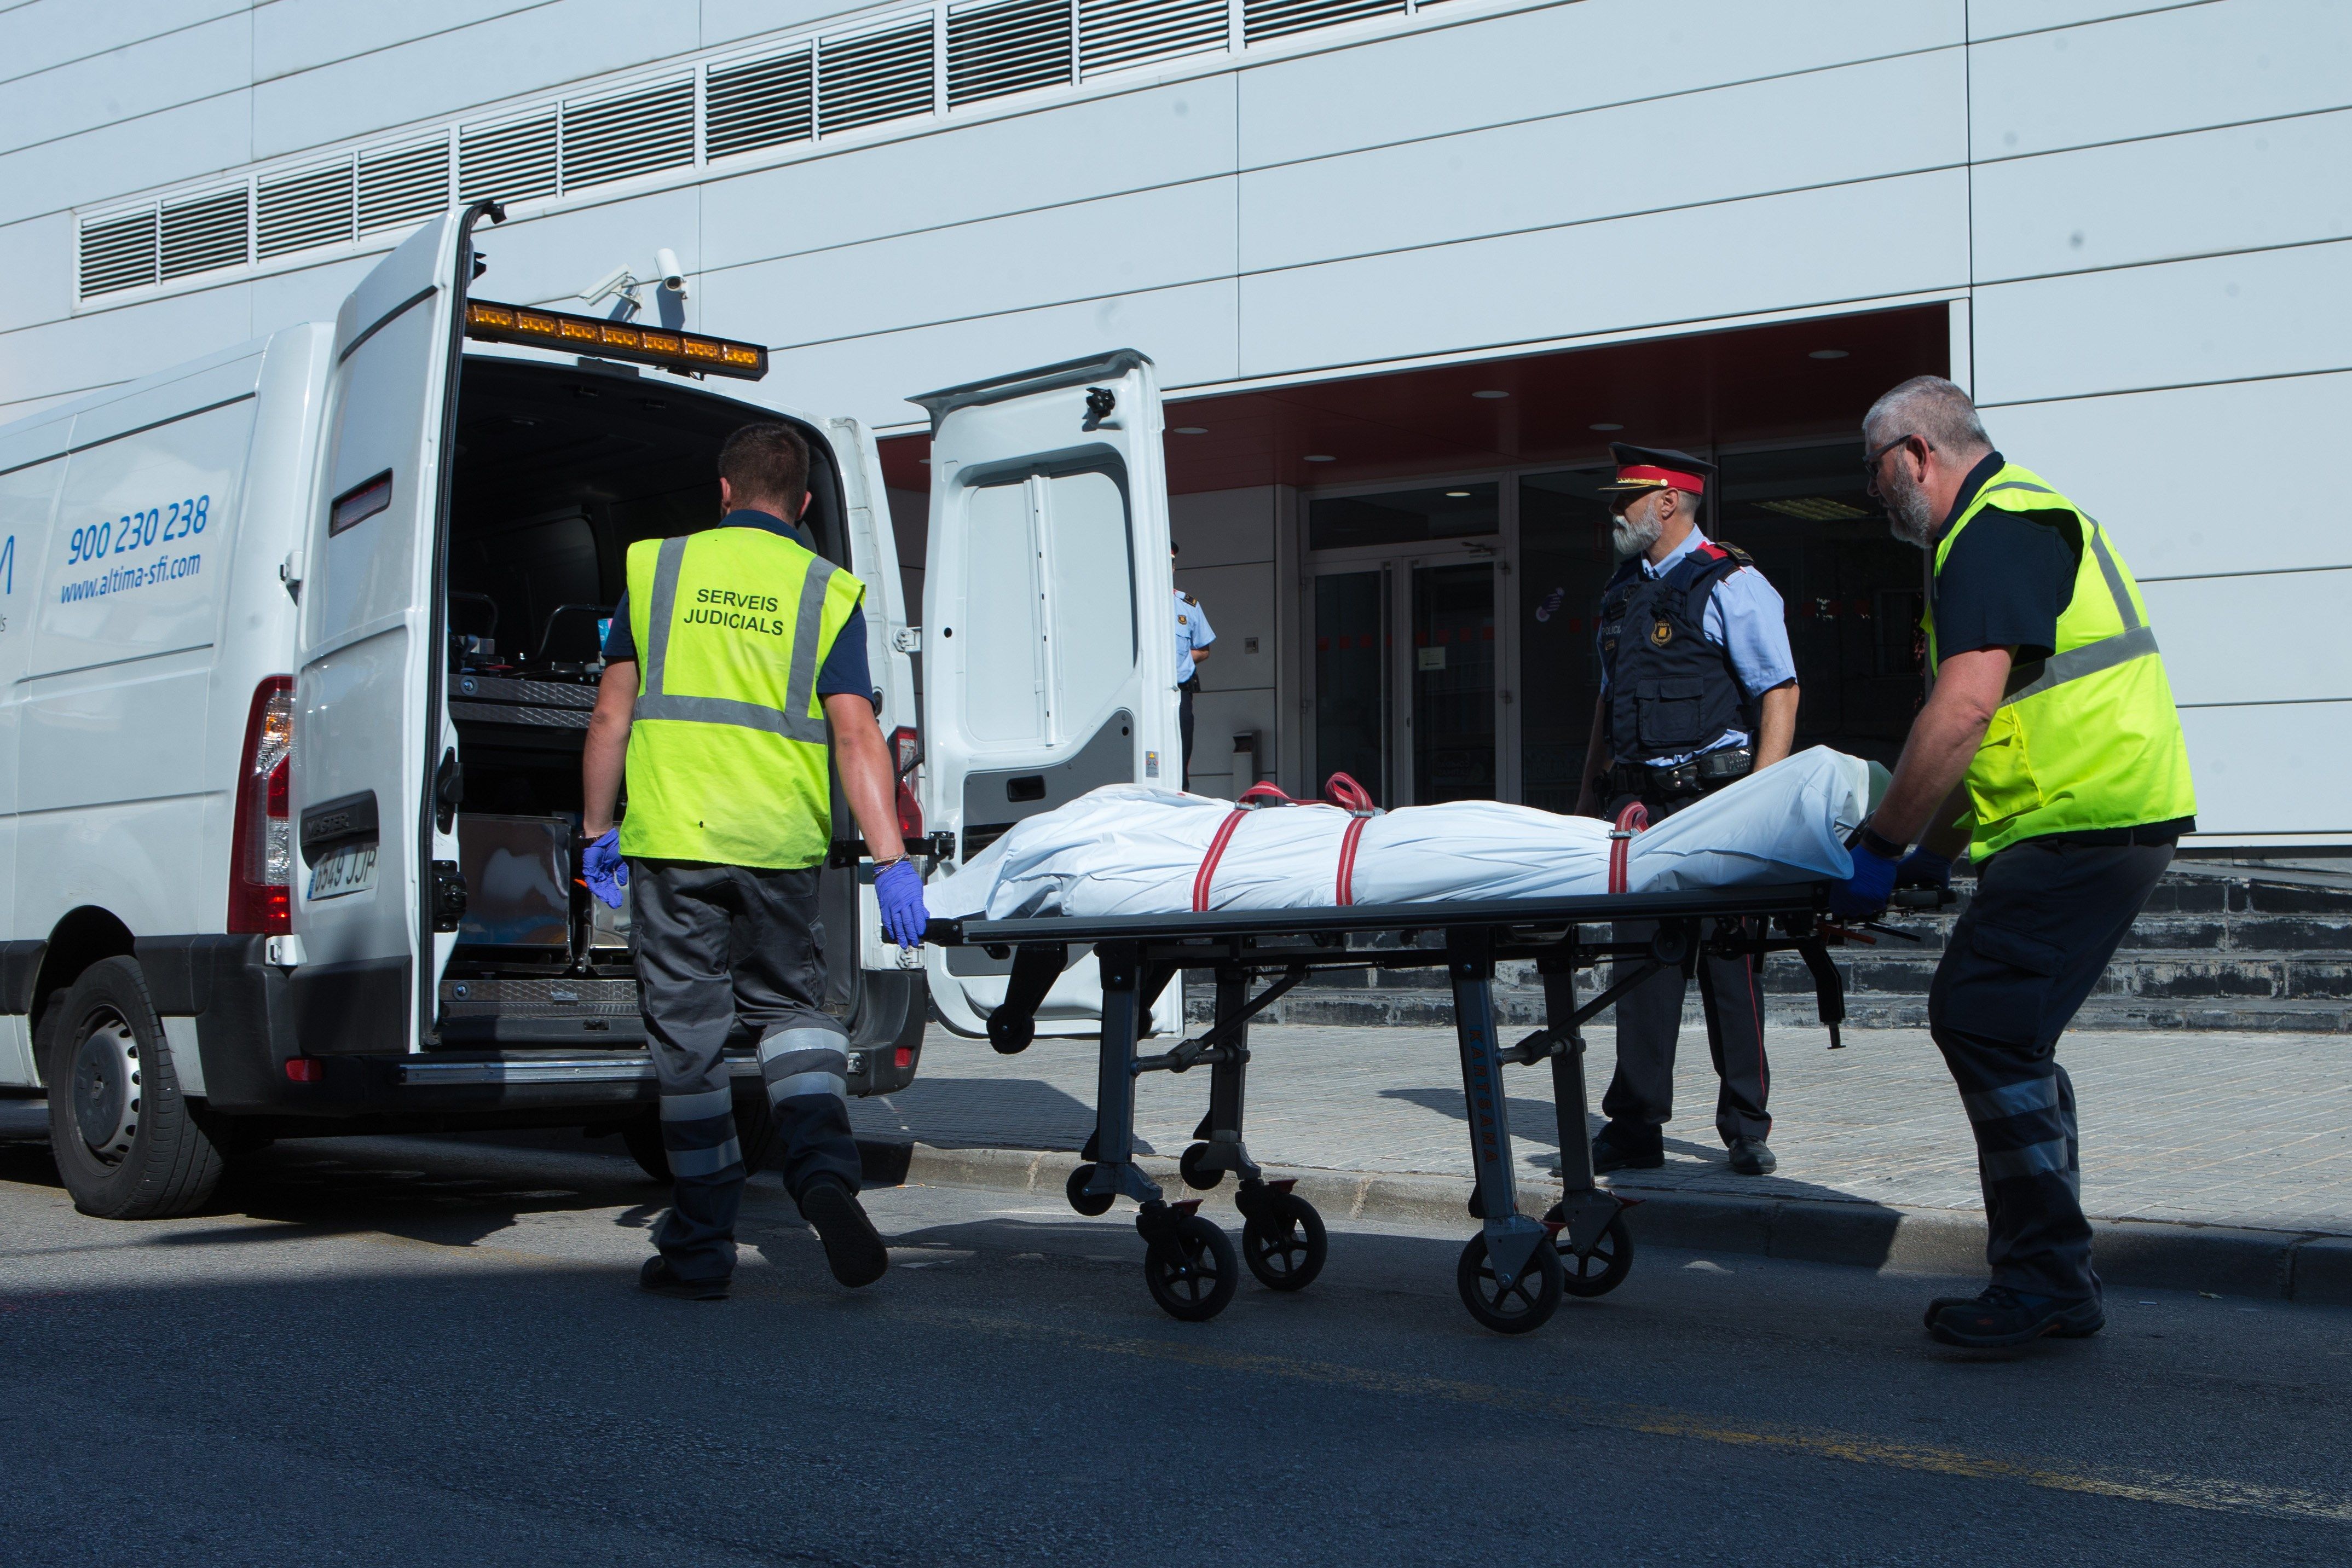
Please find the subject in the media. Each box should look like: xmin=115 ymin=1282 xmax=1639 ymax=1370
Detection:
xmin=602 ymin=509 xmax=872 ymax=702
xmin=1598 ymin=527 xmax=1796 ymax=765
xmin=1174 ymin=588 xmax=1215 ymax=686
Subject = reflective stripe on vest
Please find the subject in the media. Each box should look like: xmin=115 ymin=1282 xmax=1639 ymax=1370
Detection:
xmin=1925 ymin=465 xmax=2195 ymax=860
xmin=620 ymin=527 xmax=864 ymax=869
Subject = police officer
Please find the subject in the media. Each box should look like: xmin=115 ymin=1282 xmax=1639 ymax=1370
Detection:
xmin=1573 ymin=444 xmax=1801 ymax=1178
xmin=1833 ymin=377 xmax=2194 ymax=1349
xmin=579 ymin=423 xmax=928 ymax=1301
xmin=1172 ymin=542 xmax=1216 ymax=788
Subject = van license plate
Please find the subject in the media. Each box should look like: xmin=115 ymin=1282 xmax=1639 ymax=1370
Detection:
xmin=308 ymin=841 xmax=378 ymax=901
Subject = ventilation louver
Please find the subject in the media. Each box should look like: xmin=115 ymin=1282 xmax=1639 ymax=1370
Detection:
xmin=460 ymin=111 xmax=557 ymax=204
xmin=1080 ymin=0 xmax=1228 ymax=76
xmin=360 ymin=137 xmax=450 ymax=233
xmin=818 ymin=19 xmax=936 ymax=136
xmin=160 ymin=189 xmax=250 ymax=280
xmin=79 ymin=209 xmax=159 ymax=298
xmin=562 ymin=76 xmax=695 ymax=192
xmin=707 ymin=49 xmax=813 ymax=159
xmin=257 ymin=163 xmax=354 ymax=258
xmin=1243 ymin=0 xmax=1402 ymax=44
xmin=948 ymin=0 xmax=1073 ymax=107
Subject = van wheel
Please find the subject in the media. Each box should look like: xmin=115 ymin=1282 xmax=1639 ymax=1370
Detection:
xmin=43 ymin=957 xmax=222 ymax=1219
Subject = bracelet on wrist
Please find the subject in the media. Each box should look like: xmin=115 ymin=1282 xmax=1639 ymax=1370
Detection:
xmin=1857 ymin=823 xmax=1907 ymax=861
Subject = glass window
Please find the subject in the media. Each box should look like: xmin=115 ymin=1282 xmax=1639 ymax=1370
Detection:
xmin=1516 ymin=467 xmax=1616 ymax=813
xmin=1308 ymin=482 xmax=1497 ymax=552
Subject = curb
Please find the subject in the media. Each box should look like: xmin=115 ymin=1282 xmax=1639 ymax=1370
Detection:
xmin=886 ymin=1142 xmax=2352 ymax=1309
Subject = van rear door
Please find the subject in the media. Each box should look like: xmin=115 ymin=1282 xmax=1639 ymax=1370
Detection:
xmin=290 ymin=207 xmax=491 ymax=1052
xmin=911 ymin=350 xmax=1181 ymax=1037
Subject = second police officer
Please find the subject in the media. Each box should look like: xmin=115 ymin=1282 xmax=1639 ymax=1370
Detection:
xmin=1172 ymin=542 xmax=1216 ymax=789
xmin=1574 ymin=444 xmax=1801 ymax=1178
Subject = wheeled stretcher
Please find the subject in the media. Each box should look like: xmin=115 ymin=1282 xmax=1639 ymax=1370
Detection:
xmin=926 ymin=881 xmax=1855 ymax=1334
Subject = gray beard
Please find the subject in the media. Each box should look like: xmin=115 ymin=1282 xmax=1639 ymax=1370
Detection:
xmin=1883 ymin=470 xmax=1935 ymax=547
xmin=1611 ymin=512 xmax=1662 ymax=558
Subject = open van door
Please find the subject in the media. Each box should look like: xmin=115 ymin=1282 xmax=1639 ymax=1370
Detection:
xmin=290 ymin=204 xmax=499 ymax=1054
xmin=912 ymin=350 xmax=1182 ymax=1037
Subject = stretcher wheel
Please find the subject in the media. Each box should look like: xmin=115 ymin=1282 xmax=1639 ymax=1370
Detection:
xmin=1557 ymin=1212 xmax=1635 ymax=1299
xmin=1066 ymin=1163 xmax=1114 ymax=1217
xmin=1456 ymin=1233 xmax=1563 ymax=1335
xmin=1241 ymin=1193 xmax=1326 ymax=1292
xmin=1178 ymin=1142 xmax=1224 ymax=1191
xmin=1143 ymin=1214 xmax=1237 ymax=1322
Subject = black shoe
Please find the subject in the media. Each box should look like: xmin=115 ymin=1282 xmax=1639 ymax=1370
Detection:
xmin=1726 ymin=1137 xmax=1777 ymax=1176
xmin=1590 ymin=1130 xmax=1664 ymax=1174
xmin=639 ymin=1256 xmax=730 ymax=1300
xmin=1926 ymin=1286 xmax=2104 ymax=1347
xmin=798 ymin=1176 xmax=888 ymax=1288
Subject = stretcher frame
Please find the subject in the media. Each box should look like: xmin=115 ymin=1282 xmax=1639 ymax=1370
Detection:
xmin=926 ymin=882 xmax=1851 ymax=1333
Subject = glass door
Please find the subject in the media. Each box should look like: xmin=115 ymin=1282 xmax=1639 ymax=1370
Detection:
xmin=1409 ymin=561 xmax=1496 ymax=803
xmin=1313 ymin=569 xmax=1390 ymax=805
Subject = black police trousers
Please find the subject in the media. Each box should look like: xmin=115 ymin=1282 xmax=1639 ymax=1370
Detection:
xmin=1178 ymin=676 xmax=1200 ymax=788
xmin=630 ymin=858 xmax=863 ymax=1283
xmin=1600 ymin=791 xmax=1769 ymax=1150
xmin=1929 ymin=834 xmax=2171 ymax=1301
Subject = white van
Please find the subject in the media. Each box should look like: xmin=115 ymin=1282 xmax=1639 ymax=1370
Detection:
xmin=0 ymin=205 xmax=1179 ymax=1219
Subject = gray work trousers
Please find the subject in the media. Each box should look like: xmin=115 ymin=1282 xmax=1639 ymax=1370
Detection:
xmin=631 ymin=858 xmax=862 ymax=1282
xmin=1929 ymin=835 xmax=2172 ymax=1301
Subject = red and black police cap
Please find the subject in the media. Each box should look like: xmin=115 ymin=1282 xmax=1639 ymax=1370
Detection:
xmin=1597 ymin=443 xmax=1715 ymax=496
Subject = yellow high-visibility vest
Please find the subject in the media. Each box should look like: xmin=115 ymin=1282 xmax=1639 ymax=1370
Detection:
xmin=1925 ymin=463 xmax=2195 ymax=861
xmin=619 ymin=526 xmax=865 ymax=869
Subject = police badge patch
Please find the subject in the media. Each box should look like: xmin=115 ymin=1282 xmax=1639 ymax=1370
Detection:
xmin=1650 ymin=620 xmax=1673 ymax=646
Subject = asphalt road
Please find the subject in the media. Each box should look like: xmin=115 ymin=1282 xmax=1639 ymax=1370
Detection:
xmin=3 ymin=1130 xmax=2349 ymax=1567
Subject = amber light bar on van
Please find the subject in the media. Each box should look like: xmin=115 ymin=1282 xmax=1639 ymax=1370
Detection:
xmin=463 ymin=300 xmax=768 ymax=381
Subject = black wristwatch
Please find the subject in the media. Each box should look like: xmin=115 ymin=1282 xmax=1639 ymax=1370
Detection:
xmin=1856 ymin=823 xmax=1907 ymax=862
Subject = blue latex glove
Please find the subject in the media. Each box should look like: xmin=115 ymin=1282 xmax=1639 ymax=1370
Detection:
xmin=875 ymin=858 xmax=928 ymax=951
xmin=580 ymin=829 xmax=628 ymax=909
xmin=1896 ymin=846 xmax=1953 ymax=891
xmin=1830 ymin=837 xmax=1899 ymax=921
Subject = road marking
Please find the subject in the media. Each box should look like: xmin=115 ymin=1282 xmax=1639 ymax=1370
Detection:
xmin=905 ymin=1306 xmax=2352 ymax=1526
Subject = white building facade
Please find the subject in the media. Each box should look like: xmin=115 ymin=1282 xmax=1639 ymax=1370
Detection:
xmin=4 ymin=0 xmax=2346 ymax=847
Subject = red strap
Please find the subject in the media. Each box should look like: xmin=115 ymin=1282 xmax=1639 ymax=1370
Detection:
xmin=1193 ymin=809 xmax=1249 ymax=912
xmin=1323 ymin=773 xmax=1376 ymax=813
xmin=1608 ymin=800 xmax=1650 ymax=895
xmin=1336 ymin=815 xmax=1371 ymax=905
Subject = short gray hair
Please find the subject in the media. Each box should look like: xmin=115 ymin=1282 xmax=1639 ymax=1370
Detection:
xmin=1863 ymin=375 xmax=1991 ymax=456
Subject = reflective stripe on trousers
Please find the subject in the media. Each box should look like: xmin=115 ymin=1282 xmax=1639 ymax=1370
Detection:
xmin=658 ymin=1083 xmax=744 ymax=1181
xmin=760 ymin=1025 xmax=850 ymax=1107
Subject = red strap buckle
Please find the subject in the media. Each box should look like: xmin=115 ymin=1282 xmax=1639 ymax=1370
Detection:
xmin=1607 ymin=800 xmax=1650 ymax=895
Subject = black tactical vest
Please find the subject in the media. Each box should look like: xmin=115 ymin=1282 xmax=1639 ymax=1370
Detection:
xmin=1596 ymin=541 xmax=1759 ymax=762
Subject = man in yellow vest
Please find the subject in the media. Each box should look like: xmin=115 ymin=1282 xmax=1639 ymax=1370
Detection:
xmin=1831 ymin=376 xmax=2194 ymax=1349
xmin=579 ymin=423 xmax=927 ymax=1301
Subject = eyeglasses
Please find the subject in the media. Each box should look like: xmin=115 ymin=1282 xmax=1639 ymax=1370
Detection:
xmin=1862 ymin=432 xmax=1926 ymax=497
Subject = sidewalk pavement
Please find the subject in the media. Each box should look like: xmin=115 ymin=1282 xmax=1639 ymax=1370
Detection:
xmin=851 ymin=1021 xmax=2352 ymax=1304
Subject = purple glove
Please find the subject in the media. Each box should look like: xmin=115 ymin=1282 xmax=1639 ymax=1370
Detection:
xmin=580 ymin=829 xmax=628 ymax=909
xmin=1830 ymin=836 xmax=1899 ymax=921
xmin=875 ymin=858 xmax=927 ymax=951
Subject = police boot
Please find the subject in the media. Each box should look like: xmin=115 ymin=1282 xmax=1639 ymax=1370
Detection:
xmin=639 ymin=1257 xmax=730 ymax=1301
xmin=1590 ymin=1125 xmax=1665 ymax=1174
xmin=798 ymin=1173 xmax=888 ymax=1288
xmin=1925 ymin=1286 xmax=2104 ymax=1348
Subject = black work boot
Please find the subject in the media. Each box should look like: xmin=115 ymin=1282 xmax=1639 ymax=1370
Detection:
xmin=639 ymin=1256 xmax=730 ymax=1301
xmin=1726 ymin=1137 xmax=1777 ymax=1176
xmin=1926 ymin=1286 xmax=2104 ymax=1347
xmin=1590 ymin=1126 xmax=1665 ymax=1174
xmin=798 ymin=1174 xmax=888 ymax=1288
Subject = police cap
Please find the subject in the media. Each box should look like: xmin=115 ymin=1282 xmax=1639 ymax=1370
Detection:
xmin=1597 ymin=443 xmax=1715 ymax=496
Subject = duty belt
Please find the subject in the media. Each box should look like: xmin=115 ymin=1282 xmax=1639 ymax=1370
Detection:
xmin=1608 ymin=747 xmax=1754 ymax=802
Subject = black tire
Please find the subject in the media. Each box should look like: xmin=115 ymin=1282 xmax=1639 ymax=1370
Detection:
xmin=43 ymin=957 xmax=221 ymax=1219
xmin=1456 ymin=1230 xmax=1564 ymax=1335
xmin=1143 ymin=1214 xmax=1238 ymax=1322
xmin=1066 ymin=1162 xmax=1114 ymax=1217
xmin=1241 ymin=1191 xmax=1327 ymax=1292
xmin=620 ymin=1113 xmax=670 ymax=1182
xmin=1178 ymin=1142 xmax=1224 ymax=1191
xmin=1557 ymin=1212 xmax=1636 ymax=1299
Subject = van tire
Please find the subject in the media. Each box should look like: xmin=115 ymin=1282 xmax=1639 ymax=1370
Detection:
xmin=44 ymin=957 xmax=222 ymax=1219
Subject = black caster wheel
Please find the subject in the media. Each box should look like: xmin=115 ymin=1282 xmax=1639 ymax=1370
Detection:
xmin=1143 ymin=1214 xmax=1238 ymax=1322
xmin=1556 ymin=1211 xmax=1635 ymax=1299
xmin=1456 ymin=1231 xmax=1564 ymax=1334
xmin=1066 ymin=1163 xmax=1114 ymax=1217
xmin=1178 ymin=1142 xmax=1225 ymax=1191
xmin=1241 ymin=1192 xmax=1326 ymax=1292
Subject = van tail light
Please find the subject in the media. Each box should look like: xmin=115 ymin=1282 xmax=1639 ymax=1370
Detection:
xmin=890 ymin=725 xmax=923 ymax=839
xmin=229 ymin=676 xmax=296 ymax=935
